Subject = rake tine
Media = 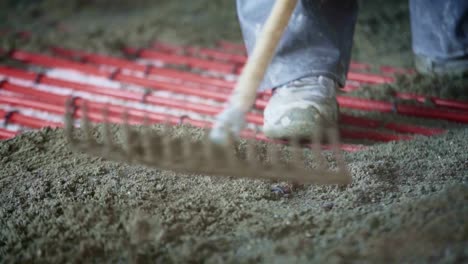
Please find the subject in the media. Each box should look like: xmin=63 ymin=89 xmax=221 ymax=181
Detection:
xmin=64 ymin=98 xmax=76 ymax=145
xmin=289 ymin=136 xmax=303 ymax=169
xmin=180 ymin=123 xmax=194 ymax=168
xmin=203 ymin=130 xmax=215 ymax=170
xmin=141 ymin=116 xmax=158 ymax=164
xmin=222 ymin=133 xmax=238 ymax=170
xmin=327 ymin=127 xmax=350 ymax=178
xmin=141 ymin=115 xmax=151 ymax=155
xmin=121 ymin=110 xmax=134 ymax=159
xmin=101 ymin=106 xmax=113 ymax=155
xmin=159 ymin=119 xmax=172 ymax=166
xmin=244 ymin=140 xmax=257 ymax=171
xmin=245 ymin=132 xmax=257 ymax=166
xmin=80 ymin=101 xmax=93 ymax=144
xmin=267 ymin=141 xmax=282 ymax=170
xmin=311 ymin=126 xmax=327 ymax=171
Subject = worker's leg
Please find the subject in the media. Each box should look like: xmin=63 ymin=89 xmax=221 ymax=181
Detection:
xmin=236 ymin=0 xmax=358 ymax=139
xmin=236 ymin=0 xmax=358 ymax=90
xmin=410 ymin=0 xmax=468 ymax=75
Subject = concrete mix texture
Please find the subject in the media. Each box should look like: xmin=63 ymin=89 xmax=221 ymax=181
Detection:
xmin=0 ymin=0 xmax=467 ymax=263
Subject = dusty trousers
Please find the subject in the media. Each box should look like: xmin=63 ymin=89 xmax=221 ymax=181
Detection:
xmin=236 ymin=0 xmax=468 ymax=90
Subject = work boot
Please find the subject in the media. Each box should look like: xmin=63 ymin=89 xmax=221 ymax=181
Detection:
xmin=263 ymin=76 xmax=339 ymax=139
xmin=414 ymin=54 xmax=468 ymax=76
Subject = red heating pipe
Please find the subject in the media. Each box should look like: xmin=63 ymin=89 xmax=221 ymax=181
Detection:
xmin=74 ymin=100 xmax=211 ymax=127
xmin=0 ymin=101 xmax=363 ymax=151
xmin=340 ymin=128 xmax=412 ymax=142
xmin=347 ymin=72 xmax=394 ymax=85
xmin=216 ymin=40 xmax=247 ymax=54
xmin=8 ymin=83 xmax=416 ymax=142
xmin=383 ymin=123 xmax=445 ymax=136
xmin=1 ymin=66 xmax=444 ymax=137
xmin=241 ymin=65 xmax=392 ymax=83
xmin=8 ymin=51 xmax=468 ymax=124
xmin=185 ymin=46 xmax=247 ymax=65
xmin=2 ymin=92 xmax=203 ymax=128
xmin=154 ymin=43 xmax=377 ymax=75
xmin=160 ymin=41 xmax=373 ymax=71
xmin=341 ymin=83 xmax=361 ymax=92
xmin=341 ymin=83 xmax=468 ymax=112
xmin=0 ymin=95 xmax=125 ymax=127
xmin=54 ymin=46 xmax=466 ymax=114
xmin=153 ymin=42 xmax=248 ymax=65
xmin=0 ymin=92 xmax=65 ymax=115
xmin=0 ymin=78 xmax=414 ymax=143
xmin=51 ymin=47 xmax=236 ymax=90
xmin=130 ymin=45 xmax=395 ymax=85
xmin=395 ymin=103 xmax=468 ymax=123
xmin=395 ymin=92 xmax=468 ymax=111
xmin=0 ymin=65 xmax=141 ymax=101
xmin=50 ymin=46 xmax=269 ymax=100
xmin=335 ymin=96 xmax=468 ymax=123
xmin=0 ymin=66 xmax=262 ymax=124
xmin=0 ymin=127 xmax=18 ymax=140
xmin=19 ymin=113 xmax=60 ymax=128
xmin=0 ymin=60 xmax=366 ymax=149
xmin=0 ymin=79 xmax=359 ymax=141
xmin=0 ymin=105 xmax=62 ymax=129
xmin=11 ymin=50 xmax=109 ymax=77
xmin=149 ymin=41 xmax=395 ymax=84
xmin=9 ymin=51 xmax=238 ymax=102
xmin=1 ymin=87 xmax=367 ymax=149
xmin=115 ymin=73 xmax=233 ymax=102
xmin=52 ymin=47 xmax=463 ymax=115
xmin=123 ymin=47 xmax=236 ymax=74
xmin=0 ymin=82 xmax=211 ymax=128
xmin=338 ymin=114 xmax=445 ymax=136
xmin=214 ymin=41 xmax=422 ymax=76
xmin=48 ymin=48 xmax=427 ymax=116
xmin=380 ymin=65 xmax=415 ymax=75
xmin=57 ymin=46 xmax=441 ymax=120
xmin=337 ymin=96 xmax=394 ymax=112
xmin=0 ymin=110 xmax=19 ymax=139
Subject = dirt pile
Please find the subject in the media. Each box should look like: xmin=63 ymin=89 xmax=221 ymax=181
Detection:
xmin=0 ymin=125 xmax=467 ymax=263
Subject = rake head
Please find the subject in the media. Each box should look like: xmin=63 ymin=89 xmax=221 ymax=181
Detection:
xmin=64 ymin=100 xmax=351 ymax=185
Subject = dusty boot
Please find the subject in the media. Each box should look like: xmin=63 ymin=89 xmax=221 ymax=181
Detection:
xmin=414 ymin=54 xmax=468 ymax=76
xmin=263 ymin=76 xmax=339 ymax=139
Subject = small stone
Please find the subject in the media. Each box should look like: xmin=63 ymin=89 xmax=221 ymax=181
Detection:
xmin=155 ymin=184 xmax=165 ymax=191
xmin=322 ymin=202 xmax=334 ymax=211
xmin=271 ymin=184 xmax=292 ymax=198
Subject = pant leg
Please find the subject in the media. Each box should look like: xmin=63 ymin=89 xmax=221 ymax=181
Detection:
xmin=410 ymin=0 xmax=468 ymax=60
xmin=236 ymin=0 xmax=358 ymax=91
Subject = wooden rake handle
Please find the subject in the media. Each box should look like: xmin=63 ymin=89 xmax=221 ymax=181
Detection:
xmin=233 ymin=0 xmax=298 ymax=111
xmin=210 ymin=0 xmax=298 ymax=144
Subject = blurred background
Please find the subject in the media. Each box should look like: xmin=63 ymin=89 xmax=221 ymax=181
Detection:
xmin=1 ymin=0 xmax=466 ymax=100
xmin=1 ymin=0 xmax=413 ymax=66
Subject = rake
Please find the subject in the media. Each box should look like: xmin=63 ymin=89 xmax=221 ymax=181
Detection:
xmin=64 ymin=0 xmax=351 ymax=185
